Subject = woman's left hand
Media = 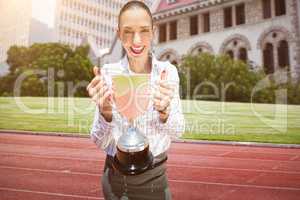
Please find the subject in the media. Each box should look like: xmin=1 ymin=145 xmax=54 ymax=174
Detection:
xmin=153 ymin=80 xmax=174 ymax=123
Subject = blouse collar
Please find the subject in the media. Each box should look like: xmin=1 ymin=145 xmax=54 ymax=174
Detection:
xmin=120 ymin=53 xmax=160 ymax=76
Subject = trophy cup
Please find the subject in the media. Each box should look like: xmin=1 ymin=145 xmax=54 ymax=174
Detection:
xmin=112 ymin=74 xmax=153 ymax=175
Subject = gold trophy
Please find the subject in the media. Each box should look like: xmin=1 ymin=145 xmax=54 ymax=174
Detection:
xmin=112 ymin=74 xmax=153 ymax=175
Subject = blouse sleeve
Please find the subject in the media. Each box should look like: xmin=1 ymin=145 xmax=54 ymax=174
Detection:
xmin=90 ymin=65 xmax=115 ymax=150
xmin=90 ymin=105 xmax=115 ymax=150
xmin=154 ymin=64 xmax=185 ymax=140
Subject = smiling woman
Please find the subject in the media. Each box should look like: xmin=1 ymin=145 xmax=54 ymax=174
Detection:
xmin=86 ymin=1 xmax=185 ymax=200
xmin=31 ymin=0 xmax=56 ymax=27
xmin=117 ymin=2 xmax=154 ymax=73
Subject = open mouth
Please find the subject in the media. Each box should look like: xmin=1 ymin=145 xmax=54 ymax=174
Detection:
xmin=130 ymin=46 xmax=145 ymax=56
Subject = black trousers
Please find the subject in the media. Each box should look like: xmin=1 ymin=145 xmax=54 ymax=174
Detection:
xmin=101 ymin=155 xmax=172 ymax=200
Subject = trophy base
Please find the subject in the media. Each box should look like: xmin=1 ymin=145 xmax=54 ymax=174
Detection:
xmin=113 ymin=146 xmax=153 ymax=176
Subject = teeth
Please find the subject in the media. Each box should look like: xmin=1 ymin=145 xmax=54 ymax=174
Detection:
xmin=132 ymin=46 xmax=143 ymax=51
xmin=131 ymin=46 xmax=144 ymax=55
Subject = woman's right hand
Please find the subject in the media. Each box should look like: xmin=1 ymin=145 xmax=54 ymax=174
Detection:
xmin=87 ymin=66 xmax=113 ymax=122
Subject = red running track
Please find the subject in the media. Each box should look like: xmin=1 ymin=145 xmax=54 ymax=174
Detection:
xmin=0 ymin=133 xmax=300 ymax=200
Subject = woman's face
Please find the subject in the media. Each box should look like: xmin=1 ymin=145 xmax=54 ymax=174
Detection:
xmin=118 ymin=8 xmax=154 ymax=60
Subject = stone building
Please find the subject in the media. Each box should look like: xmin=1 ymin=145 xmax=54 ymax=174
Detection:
xmin=153 ymin=0 xmax=300 ymax=79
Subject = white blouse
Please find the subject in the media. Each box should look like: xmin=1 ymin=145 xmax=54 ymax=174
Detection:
xmin=90 ymin=54 xmax=185 ymax=157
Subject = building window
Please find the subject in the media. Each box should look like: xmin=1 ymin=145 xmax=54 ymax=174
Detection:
xmin=224 ymin=7 xmax=232 ymax=28
xmin=226 ymin=50 xmax=234 ymax=59
xmin=159 ymin=23 xmax=167 ymax=43
xmin=169 ymin=21 xmax=177 ymax=40
xmin=203 ymin=12 xmax=210 ymax=33
xmin=260 ymin=29 xmax=291 ymax=73
xmin=275 ymin=0 xmax=286 ymax=16
xmin=236 ymin=3 xmax=245 ymax=25
xmin=278 ymin=40 xmax=289 ymax=68
xmin=167 ymin=0 xmax=177 ymax=4
xmin=159 ymin=51 xmax=179 ymax=65
xmin=221 ymin=36 xmax=250 ymax=62
xmin=190 ymin=43 xmax=213 ymax=55
xmin=263 ymin=43 xmax=275 ymax=74
xmin=262 ymin=0 xmax=272 ymax=19
xmin=190 ymin=15 xmax=198 ymax=36
xmin=238 ymin=48 xmax=248 ymax=62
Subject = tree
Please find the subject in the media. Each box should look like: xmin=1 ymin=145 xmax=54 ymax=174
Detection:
xmin=179 ymin=53 xmax=300 ymax=104
xmin=1 ymin=43 xmax=93 ymax=97
xmin=180 ymin=53 xmax=264 ymax=102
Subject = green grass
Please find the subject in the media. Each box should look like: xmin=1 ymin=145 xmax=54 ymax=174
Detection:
xmin=0 ymin=97 xmax=94 ymax=133
xmin=0 ymin=97 xmax=300 ymax=144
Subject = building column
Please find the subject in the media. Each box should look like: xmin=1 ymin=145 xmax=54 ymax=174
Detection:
xmin=270 ymin=0 xmax=275 ymax=17
xmin=290 ymin=0 xmax=300 ymax=80
xmin=232 ymin=5 xmax=236 ymax=26
xmin=273 ymin=42 xmax=279 ymax=72
xmin=233 ymin=48 xmax=239 ymax=60
xmin=177 ymin=17 xmax=189 ymax=39
xmin=199 ymin=14 xmax=203 ymax=33
xmin=166 ymin=21 xmax=170 ymax=42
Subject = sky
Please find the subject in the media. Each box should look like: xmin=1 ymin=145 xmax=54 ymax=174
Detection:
xmin=32 ymin=0 xmax=56 ymax=28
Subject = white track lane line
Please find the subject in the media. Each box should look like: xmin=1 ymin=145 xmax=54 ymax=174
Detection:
xmin=1 ymin=172 xmax=299 ymax=193
xmin=172 ymin=147 xmax=300 ymax=156
xmin=0 ymin=165 xmax=101 ymax=176
xmin=166 ymin=164 xmax=300 ymax=174
xmin=0 ymin=152 xmax=104 ymax=161
xmin=1 ymin=162 xmax=300 ymax=176
xmin=3 ymin=141 xmax=300 ymax=157
xmin=169 ymin=179 xmax=300 ymax=191
xmin=1 ymin=151 xmax=300 ymax=164
xmin=0 ymin=187 xmax=104 ymax=199
xmin=1 ymin=165 xmax=300 ymax=191
xmin=1 ymin=152 xmax=300 ymax=174
xmin=2 ymin=134 xmax=300 ymax=155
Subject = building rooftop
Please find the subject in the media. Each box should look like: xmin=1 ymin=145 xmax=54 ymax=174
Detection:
xmin=156 ymin=0 xmax=197 ymax=13
xmin=153 ymin=0 xmax=231 ymax=20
